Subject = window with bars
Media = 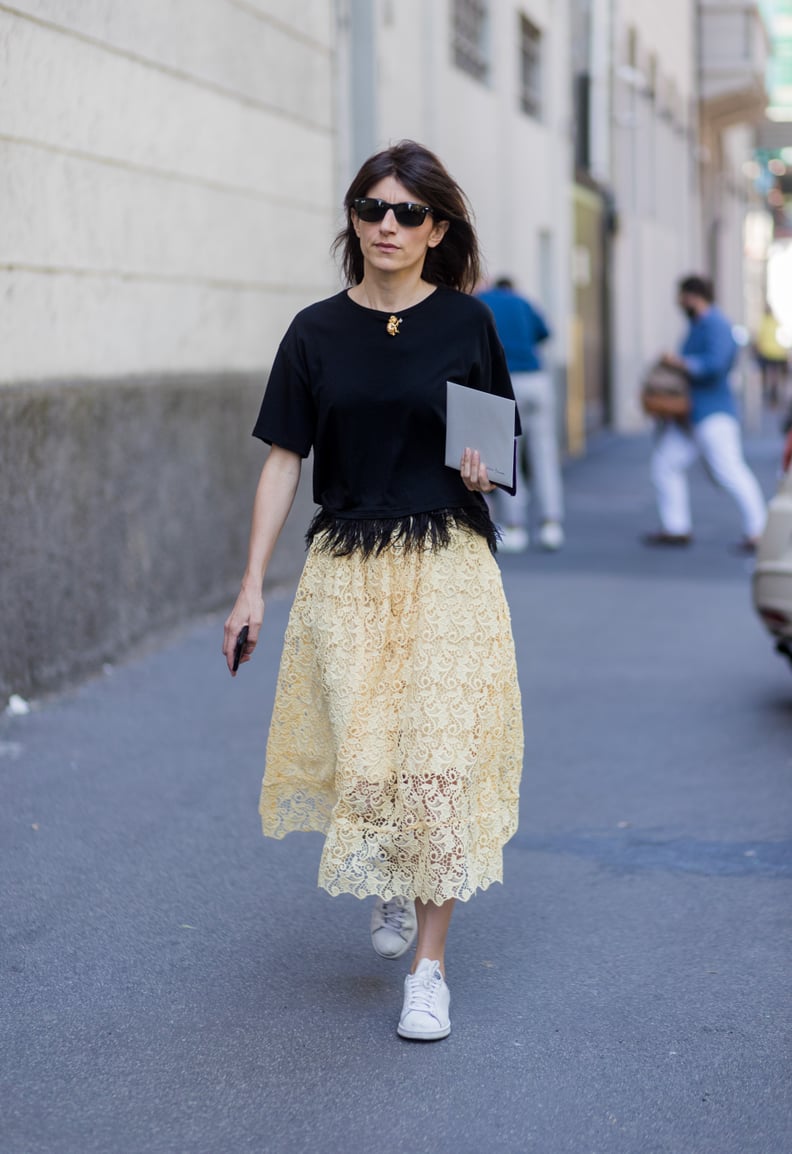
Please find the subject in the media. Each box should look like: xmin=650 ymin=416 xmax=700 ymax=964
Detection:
xmin=452 ymin=0 xmax=490 ymax=83
xmin=519 ymin=14 xmax=543 ymax=119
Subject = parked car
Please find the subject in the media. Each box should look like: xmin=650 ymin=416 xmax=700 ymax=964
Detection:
xmin=752 ymin=428 xmax=792 ymax=668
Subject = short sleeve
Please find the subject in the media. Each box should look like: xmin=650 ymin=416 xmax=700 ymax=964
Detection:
xmin=484 ymin=315 xmax=523 ymax=438
xmin=252 ymin=321 xmax=316 ymax=456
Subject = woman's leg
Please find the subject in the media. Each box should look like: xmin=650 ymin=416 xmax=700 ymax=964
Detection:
xmin=399 ymin=900 xmax=454 ymax=1039
xmin=412 ymin=898 xmax=455 ymax=977
xmin=522 ymin=370 xmax=564 ymax=526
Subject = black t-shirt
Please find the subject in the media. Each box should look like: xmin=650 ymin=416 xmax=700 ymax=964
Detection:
xmin=252 ymin=286 xmax=517 ymax=522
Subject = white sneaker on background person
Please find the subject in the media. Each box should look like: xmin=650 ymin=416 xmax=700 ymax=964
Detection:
xmin=538 ymin=521 xmax=564 ymax=551
xmin=498 ymin=525 xmax=530 ymax=554
xmin=370 ymin=896 xmax=417 ymax=959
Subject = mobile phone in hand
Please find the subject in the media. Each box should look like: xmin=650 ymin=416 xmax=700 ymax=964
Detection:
xmin=232 ymin=625 xmax=249 ymax=673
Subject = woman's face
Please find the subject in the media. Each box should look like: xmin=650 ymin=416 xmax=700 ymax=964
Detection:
xmin=351 ymin=176 xmax=449 ymax=280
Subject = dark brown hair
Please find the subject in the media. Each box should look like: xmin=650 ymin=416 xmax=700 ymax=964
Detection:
xmin=679 ymin=274 xmax=714 ymax=302
xmin=333 ymin=140 xmax=481 ymax=292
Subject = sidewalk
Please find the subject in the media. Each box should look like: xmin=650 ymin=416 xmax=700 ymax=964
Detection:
xmin=2 ymin=428 xmax=790 ymax=1154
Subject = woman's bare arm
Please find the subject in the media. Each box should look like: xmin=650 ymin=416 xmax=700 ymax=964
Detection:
xmin=222 ymin=445 xmax=302 ymax=675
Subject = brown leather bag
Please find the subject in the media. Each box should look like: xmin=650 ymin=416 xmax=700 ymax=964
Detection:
xmin=641 ymin=360 xmax=691 ymax=420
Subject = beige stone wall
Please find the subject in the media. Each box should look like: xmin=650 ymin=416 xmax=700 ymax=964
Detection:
xmin=0 ymin=1 xmax=338 ymax=383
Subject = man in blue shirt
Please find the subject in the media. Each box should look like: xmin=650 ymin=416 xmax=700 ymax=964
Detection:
xmin=477 ymin=277 xmax=564 ymax=551
xmin=645 ymin=275 xmax=766 ymax=551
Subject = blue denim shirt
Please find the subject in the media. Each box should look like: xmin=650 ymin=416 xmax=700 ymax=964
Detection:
xmin=680 ymin=306 xmax=738 ymax=424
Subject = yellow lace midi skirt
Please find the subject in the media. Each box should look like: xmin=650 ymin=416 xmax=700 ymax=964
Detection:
xmin=259 ymin=526 xmax=524 ymax=903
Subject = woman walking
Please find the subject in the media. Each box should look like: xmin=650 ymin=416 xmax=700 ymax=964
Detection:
xmin=223 ymin=141 xmax=524 ymax=1041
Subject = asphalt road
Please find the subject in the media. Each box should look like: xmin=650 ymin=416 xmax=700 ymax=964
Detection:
xmin=2 ymin=428 xmax=790 ymax=1154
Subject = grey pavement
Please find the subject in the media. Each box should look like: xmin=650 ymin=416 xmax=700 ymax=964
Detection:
xmin=2 ymin=426 xmax=791 ymax=1154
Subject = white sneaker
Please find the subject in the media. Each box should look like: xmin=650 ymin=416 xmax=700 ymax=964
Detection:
xmin=498 ymin=525 xmax=529 ymax=553
xmin=370 ymin=896 xmax=417 ymax=959
xmin=538 ymin=521 xmax=564 ymax=551
xmin=397 ymin=958 xmax=451 ymax=1041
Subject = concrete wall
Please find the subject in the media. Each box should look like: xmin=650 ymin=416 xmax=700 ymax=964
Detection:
xmin=1 ymin=1 xmax=337 ymax=380
xmin=0 ymin=373 xmax=316 ymax=701
xmin=0 ymin=2 xmax=335 ymax=699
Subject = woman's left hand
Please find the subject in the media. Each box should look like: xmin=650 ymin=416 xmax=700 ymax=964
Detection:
xmin=460 ymin=447 xmax=496 ymax=493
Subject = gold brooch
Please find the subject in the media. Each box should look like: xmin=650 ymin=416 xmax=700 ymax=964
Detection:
xmin=386 ymin=314 xmax=402 ymax=337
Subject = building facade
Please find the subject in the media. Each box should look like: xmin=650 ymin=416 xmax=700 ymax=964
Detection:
xmin=0 ymin=0 xmax=775 ymax=697
xmin=572 ymin=0 xmax=769 ymax=432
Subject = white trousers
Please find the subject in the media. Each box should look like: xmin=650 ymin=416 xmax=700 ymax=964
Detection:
xmin=651 ymin=413 xmax=766 ymax=538
xmin=492 ymin=370 xmax=564 ymax=527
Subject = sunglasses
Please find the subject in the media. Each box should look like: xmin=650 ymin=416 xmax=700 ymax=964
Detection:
xmin=353 ymin=197 xmax=433 ymax=228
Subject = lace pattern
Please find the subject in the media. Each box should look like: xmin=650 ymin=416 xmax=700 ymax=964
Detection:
xmin=259 ymin=526 xmax=524 ymax=903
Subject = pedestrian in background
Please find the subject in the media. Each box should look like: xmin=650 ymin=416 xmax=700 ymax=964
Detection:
xmin=644 ymin=274 xmax=766 ymax=552
xmin=223 ymin=141 xmax=524 ymax=1042
xmin=754 ymin=302 xmax=789 ymax=409
xmin=477 ymin=277 xmax=565 ymax=552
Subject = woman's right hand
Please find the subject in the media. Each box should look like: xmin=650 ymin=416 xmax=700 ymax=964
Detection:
xmin=222 ymin=445 xmax=302 ymax=677
xmin=223 ymin=585 xmax=264 ymax=676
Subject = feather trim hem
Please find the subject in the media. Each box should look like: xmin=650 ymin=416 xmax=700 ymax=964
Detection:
xmin=305 ymin=505 xmax=498 ymax=557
